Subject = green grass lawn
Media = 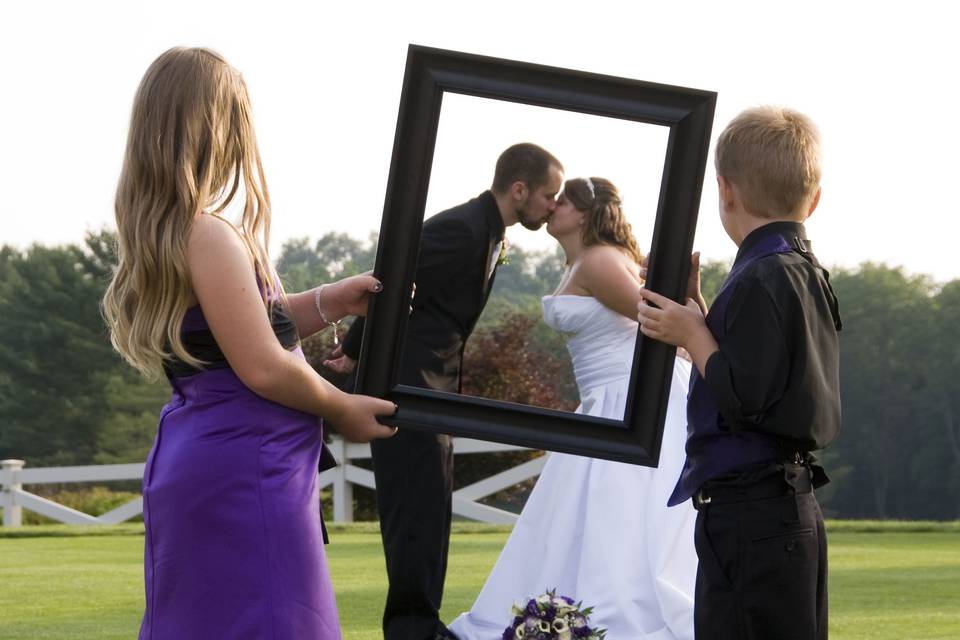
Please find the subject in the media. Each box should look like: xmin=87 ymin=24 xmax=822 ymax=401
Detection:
xmin=1 ymin=522 xmax=958 ymax=639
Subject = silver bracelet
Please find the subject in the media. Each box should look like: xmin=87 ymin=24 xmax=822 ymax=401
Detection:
xmin=314 ymin=284 xmax=340 ymax=345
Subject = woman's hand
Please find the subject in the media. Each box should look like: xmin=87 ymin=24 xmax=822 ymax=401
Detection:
xmin=686 ymin=252 xmax=708 ymax=315
xmin=320 ymin=272 xmax=383 ymax=321
xmin=329 ymin=393 xmax=398 ymax=443
xmin=323 ymin=346 xmax=357 ymax=374
xmin=685 ymin=251 xmax=701 ymax=301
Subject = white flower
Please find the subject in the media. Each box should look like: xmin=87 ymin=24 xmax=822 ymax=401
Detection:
xmin=553 ymin=618 xmax=569 ymax=633
xmin=514 ymin=626 xmax=525 ymax=639
xmin=538 ymin=621 xmax=551 ymax=633
xmin=558 ymin=632 xmax=572 ymax=640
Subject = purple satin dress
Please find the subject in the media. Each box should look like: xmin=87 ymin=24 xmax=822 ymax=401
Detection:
xmin=139 ymin=304 xmax=341 ymax=639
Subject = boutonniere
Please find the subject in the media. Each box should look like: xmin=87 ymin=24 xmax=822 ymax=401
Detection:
xmin=497 ymin=237 xmax=510 ymax=266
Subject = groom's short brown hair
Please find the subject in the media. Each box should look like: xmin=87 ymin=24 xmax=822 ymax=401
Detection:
xmin=492 ymin=143 xmax=563 ymax=194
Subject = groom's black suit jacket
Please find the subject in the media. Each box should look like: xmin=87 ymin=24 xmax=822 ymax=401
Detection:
xmin=342 ymin=190 xmax=505 ymax=392
xmin=339 ymin=190 xmax=505 ymax=638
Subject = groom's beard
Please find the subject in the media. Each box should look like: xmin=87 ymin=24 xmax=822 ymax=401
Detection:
xmin=516 ymin=207 xmax=545 ymax=231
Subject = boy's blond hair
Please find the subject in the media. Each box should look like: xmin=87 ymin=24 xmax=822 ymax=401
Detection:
xmin=715 ymin=106 xmax=821 ymax=218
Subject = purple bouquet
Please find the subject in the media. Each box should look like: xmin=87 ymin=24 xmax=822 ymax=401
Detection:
xmin=502 ymin=589 xmax=606 ymax=640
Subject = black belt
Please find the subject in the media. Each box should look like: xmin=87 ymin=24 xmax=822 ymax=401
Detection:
xmin=693 ymin=460 xmax=818 ymax=511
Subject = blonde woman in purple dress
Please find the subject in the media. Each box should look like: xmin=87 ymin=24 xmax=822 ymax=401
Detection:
xmin=102 ymin=47 xmax=397 ymax=639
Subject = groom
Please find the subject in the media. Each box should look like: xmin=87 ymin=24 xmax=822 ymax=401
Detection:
xmin=326 ymin=143 xmax=564 ymax=640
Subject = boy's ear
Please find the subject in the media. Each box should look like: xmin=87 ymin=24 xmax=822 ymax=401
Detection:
xmin=805 ymin=187 xmax=822 ymax=220
xmin=717 ymin=176 xmax=735 ymax=210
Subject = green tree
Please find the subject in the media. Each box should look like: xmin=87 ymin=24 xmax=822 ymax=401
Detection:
xmin=275 ymin=232 xmax=377 ymax=292
xmin=7 ymin=223 xmax=960 ymax=520
xmin=479 ymin=245 xmax=563 ymax=332
xmin=490 ymin=244 xmax=565 ymax=300
xmin=93 ymin=372 xmax=169 ymax=464
xmin=700 ymin=259 xmax=732 ymax=305
xmin=828 ymin=264 xmax=936 ymax=518
xmin=0 ymin=237 xmax=113 ymax=463
xmin=0 ymin=231 xmax=167 ymax=465
xmin=929 ymin=281 xmax=960 ymax=518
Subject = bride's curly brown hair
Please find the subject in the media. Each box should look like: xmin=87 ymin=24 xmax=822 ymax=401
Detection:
xmin=564 ymin=177 xmax=642 ymax=263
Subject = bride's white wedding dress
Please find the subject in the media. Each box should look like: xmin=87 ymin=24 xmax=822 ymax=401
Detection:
xmin=449 ymin=295 xmax=697 ymax=640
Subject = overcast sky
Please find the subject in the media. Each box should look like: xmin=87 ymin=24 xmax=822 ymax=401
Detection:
xmin=2 ymin=0 xmax=958 ymax=281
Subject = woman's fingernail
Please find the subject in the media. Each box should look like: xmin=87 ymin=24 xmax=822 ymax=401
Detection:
xmin=373 ymin=283 xmax=383 ymax=292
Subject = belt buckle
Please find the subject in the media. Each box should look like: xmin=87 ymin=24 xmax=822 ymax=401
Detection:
xmin=693 ymin=489 xmax=712 ymax=510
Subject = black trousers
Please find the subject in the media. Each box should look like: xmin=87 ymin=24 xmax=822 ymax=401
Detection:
xmin=371 ymin=428 xmax=455 ymax=640
xmin=693 ymin=464 xmax=828 ymax=640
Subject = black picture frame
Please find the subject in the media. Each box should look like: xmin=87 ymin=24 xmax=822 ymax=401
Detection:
xmin=356 ymin=44 xmax=716 ymax=466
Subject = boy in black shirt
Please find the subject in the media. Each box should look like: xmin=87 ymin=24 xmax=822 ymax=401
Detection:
xmin=637 ymin=106 xmax=842 ymax=640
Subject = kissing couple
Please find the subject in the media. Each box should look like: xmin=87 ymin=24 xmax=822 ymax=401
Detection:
xmin=329 ymin=143 xmax=698 ymax=640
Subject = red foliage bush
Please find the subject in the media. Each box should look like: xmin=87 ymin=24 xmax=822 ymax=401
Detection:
xmin=462 ymin=312 xmax=577 ymax=412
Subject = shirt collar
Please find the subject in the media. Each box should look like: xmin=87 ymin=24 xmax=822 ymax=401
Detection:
xmin=735 ymin=220 xmax=809 ymax=265
xmin=479 ymin=190 xmax=506 ymax=241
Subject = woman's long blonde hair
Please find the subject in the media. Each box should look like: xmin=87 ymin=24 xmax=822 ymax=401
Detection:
xmin=103 ymin=47 xmax=276 ymax=379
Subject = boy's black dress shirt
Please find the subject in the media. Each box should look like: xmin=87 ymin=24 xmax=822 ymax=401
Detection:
xmin=669 ymin=221 xmax=842 ymax=506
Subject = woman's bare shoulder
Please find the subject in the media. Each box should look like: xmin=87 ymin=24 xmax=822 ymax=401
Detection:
xmin=580 ymin=244 xmax=637 ymax=274
xmin=188 ymin=215 xmax=251 ymax=259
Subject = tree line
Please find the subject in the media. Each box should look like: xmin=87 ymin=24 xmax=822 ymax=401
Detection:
xmin=0 ymin=231 xmax=957 ymax=520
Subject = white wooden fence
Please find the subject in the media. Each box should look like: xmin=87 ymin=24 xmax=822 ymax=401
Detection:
xmin=1 ymin=438 xmax=547 ymax=528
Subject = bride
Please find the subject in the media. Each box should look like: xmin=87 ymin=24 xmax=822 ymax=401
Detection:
xmin=448 ymin=177 xmax=697 ymax=640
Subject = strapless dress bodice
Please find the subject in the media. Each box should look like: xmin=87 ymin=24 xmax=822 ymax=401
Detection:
xmin=541 ymin=294 xmax=638 ymax=392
